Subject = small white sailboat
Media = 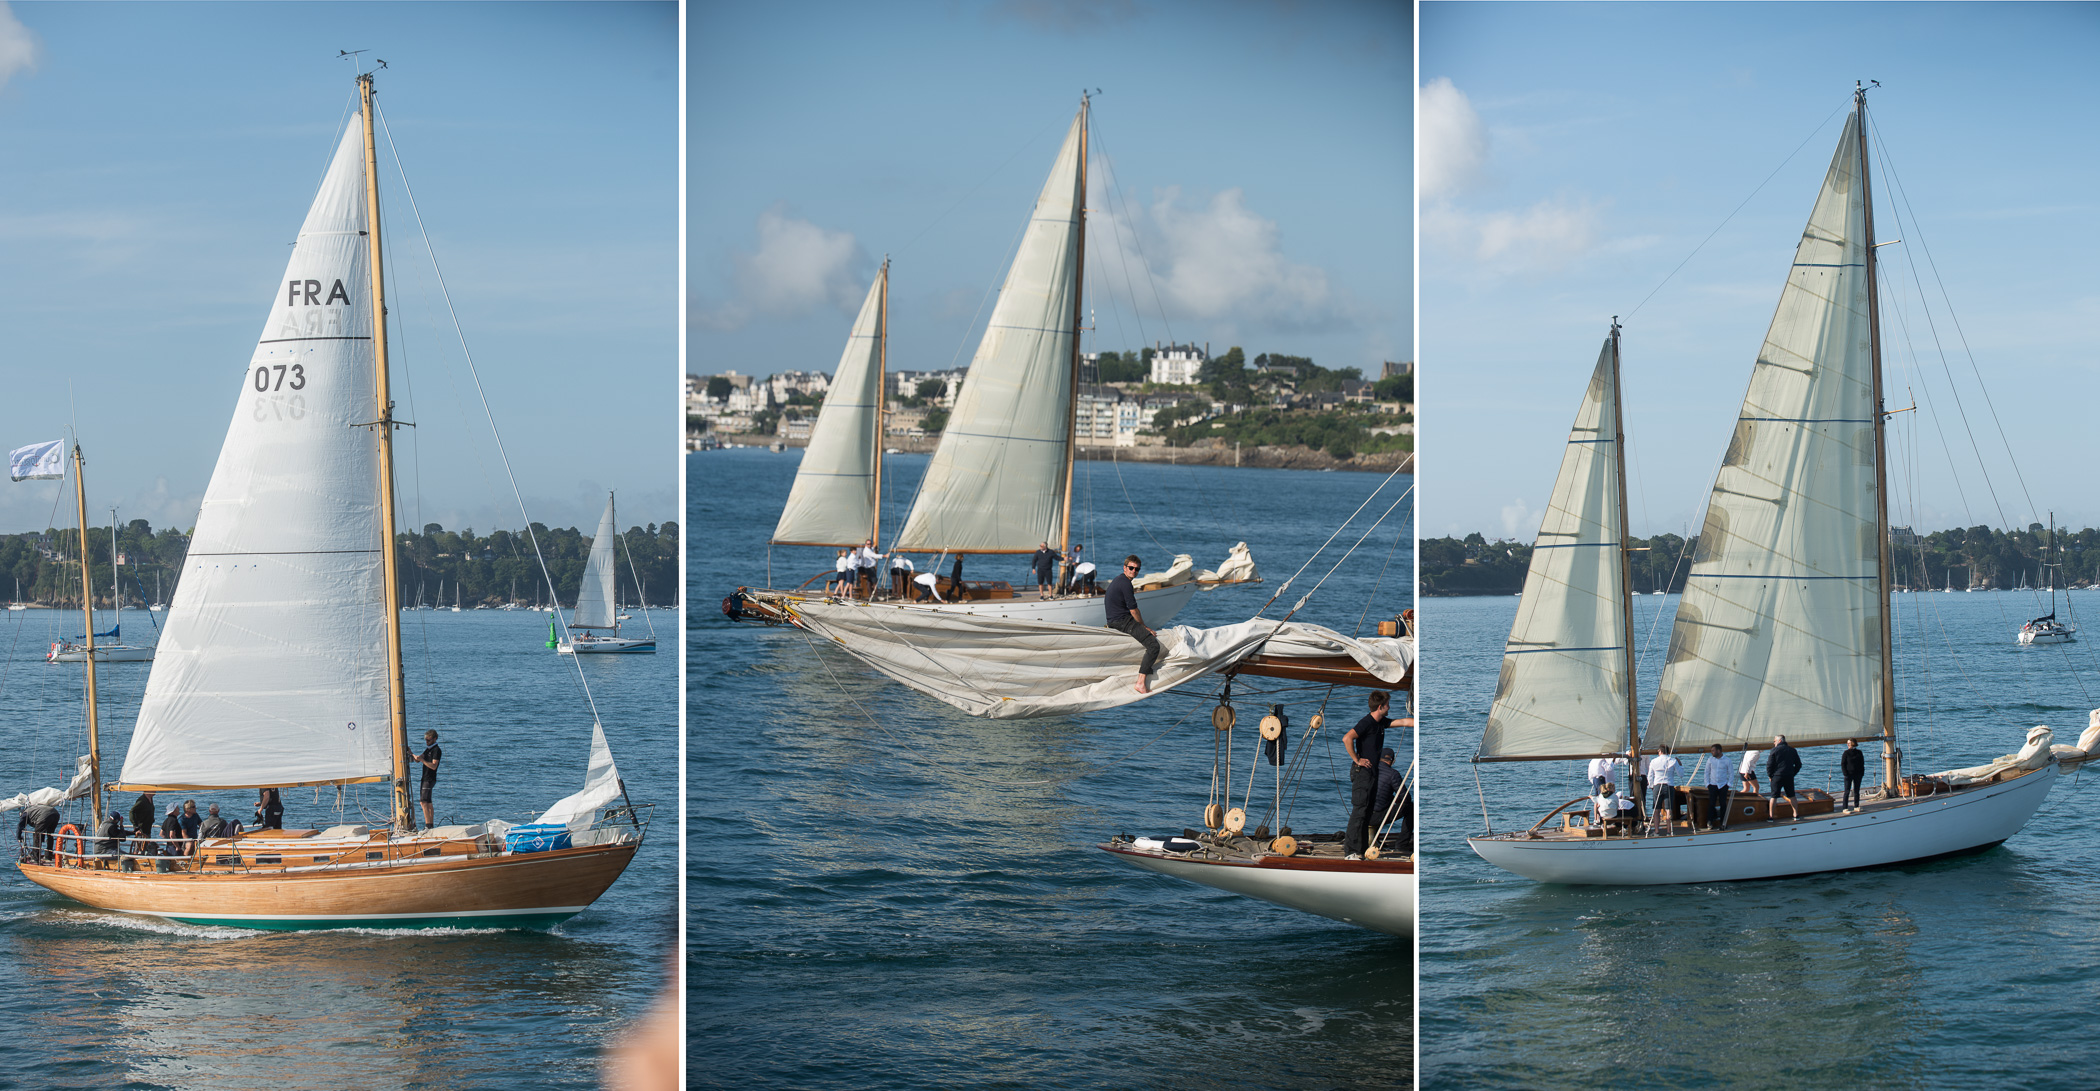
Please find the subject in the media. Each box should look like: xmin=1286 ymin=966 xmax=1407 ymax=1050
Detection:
xmin=2019 ymin=515 xmax=2076 ymax=645
xmin=47 ymin=512 xmax=155 ymax=664
xmin=9 ymin=578 xmax=27 ymax=610
xmin=558 ymin=493 xmax=656 ymax=654
xmin=1468 ymin=89 xmax=2057 ymax=886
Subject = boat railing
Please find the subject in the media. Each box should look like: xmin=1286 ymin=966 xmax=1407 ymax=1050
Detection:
xmin=28 ymin=830 xmax=211 ymax=872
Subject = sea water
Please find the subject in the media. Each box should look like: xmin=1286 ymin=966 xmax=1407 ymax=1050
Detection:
xmin=691 ymin=447 xmax=1414 ymax=1088
xmin=1421 ymin=589 xmax=2100 ymax=1089
xmin=0 ymin=604 xmax=675 ymax=1089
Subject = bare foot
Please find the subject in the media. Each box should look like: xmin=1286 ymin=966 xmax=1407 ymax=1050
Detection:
xmin=1134 ymin=679 xmax=1150 ymax=695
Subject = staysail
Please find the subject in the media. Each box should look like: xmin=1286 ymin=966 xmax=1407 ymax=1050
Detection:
xmin=892 ymin=105 xmax=1085 ymax=554
xmin=1644 ymin=111 xmax=1881 ymax=753
xmin=572 ymin=495 xmax=619 ymax=630
xmin=1479 ymin=338 xmax=1633 ymax=761
xmin=772 ymin=264 xmax=886 ymax=547
xmin=119 ymin=120 xmax=394 ymax=791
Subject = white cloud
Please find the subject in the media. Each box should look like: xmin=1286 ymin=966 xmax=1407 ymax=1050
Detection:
xmin=1419 ymin=77 xmax=1486 ymax=202
xmin=0 ymin=3 xmax=37 ymax=90
xmin=1092 ymin=185 xmax=1343 ymax=330
xmin=1421 ymin=77 xmax=1603 ymax=275
xmin=696 ymin=205 xmax=869 ymax=331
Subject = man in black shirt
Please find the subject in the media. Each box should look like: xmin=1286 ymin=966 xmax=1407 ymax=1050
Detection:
xmin=1033 ymin=543 xmax=1054 ymax=596
xmin=415 ymin=730 xmax=444 ymax=829
xmin=1767 ymin=734 xmax=1803 ymax=821
xmin=1104 ymin=555 xmax=1162 ymax=694
xmin=1342 ymin=691 xmax=1394 ymax=858
xmin=16 ymin=801 xmax=60 ymax=863
xmin=1840 ymin=738 xmax=1866 ymax=812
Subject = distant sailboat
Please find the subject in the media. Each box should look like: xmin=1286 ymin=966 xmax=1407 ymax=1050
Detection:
xmin=558 ymin=493 xmax=656 ymax=654
xmin=47 ymin=511 xmax=154 ymax=663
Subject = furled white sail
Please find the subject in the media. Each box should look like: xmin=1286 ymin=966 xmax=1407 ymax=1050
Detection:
xmin=1480 ymin=339 xmax=1631 ymax=761
xmin=893 ymin=107 xmax=1084 ymax=553
xmin=538 ymin=721 xmax=624 ymax=828
xmin=572 ymin=495 xmax=619 ymax=630
xmin=773 ymin=266 xmax=884 ymax=546
xmin=786 ymin=602 xmax=1411 ymax=719
xmin=1645 ymin=113 xmax=1881 ymax=753
xmin=119 ymin=120 xmax=394 ymax=791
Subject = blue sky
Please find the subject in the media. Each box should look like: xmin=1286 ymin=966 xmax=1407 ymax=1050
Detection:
xmin=689 ymin=0 xmax=1411 ymax=393
xmin=0 ymin=2 xmax=677 ymax=536
xmin=1422 ymin=2 xmax=2100 ymax=539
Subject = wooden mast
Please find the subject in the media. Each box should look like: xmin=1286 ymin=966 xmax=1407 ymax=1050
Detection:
xmin=1857 ymin=82 xmax=1900 ymax=789
xmin=1608 ymin=321 xmax=1641 ymax=789
xmin=872 ymin=258 xmax=888 ymax=551
xmin=70 ymin=445 xmax=104 ymax=826
xmin=358 ymin=72 xmax=414 ymax=832
xmin=1056 ymin=94 xmax=1089 ymax=557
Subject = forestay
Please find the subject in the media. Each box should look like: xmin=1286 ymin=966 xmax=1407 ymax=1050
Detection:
xmin=120 ymin=120 xmax=395 ymax=792
xmin=1645 ymin=112 xmax=1882 ymax=753
xmin=772 ymin=267 xmax=884 ymax=546
xmin=787 ymin=602 xmax=1411 ymax=719
xmin=1480 ymin=340 xmax=1631 ymax=761
xmin=573 ymin=496 xmax=620 ymax=630
xmin=893 ymin=108 xmax=1084 ymax=554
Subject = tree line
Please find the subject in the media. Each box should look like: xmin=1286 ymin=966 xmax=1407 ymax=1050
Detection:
xmin=1422 ymin=522 xmax=2100 ymax=597
xmin=1 ymin=520 xmax=681 ymax=609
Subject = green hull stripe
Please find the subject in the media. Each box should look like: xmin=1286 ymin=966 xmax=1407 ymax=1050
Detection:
xmin=155 ymin=910 xmax=581 ymax=931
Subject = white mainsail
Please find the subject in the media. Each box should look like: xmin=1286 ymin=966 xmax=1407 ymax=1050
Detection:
xmin=572 ymin=495 xmax=619 ymax=630
xmin=893 ymin=106 xmax=1085 ymax=554
xmin=119 ymin=120 xmax=393 ymax=791
xmin=772 ymin=265 xmax=885 ymax=546
xmin=1644 ymin=112 xmax=1882 ymax=753
xmin=1479 ymin=339 xmax=1632 ymax=760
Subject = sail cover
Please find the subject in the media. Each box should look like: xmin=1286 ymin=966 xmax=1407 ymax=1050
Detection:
xmin=1644 ymin=112 xmax=1882 ymax=753
xmin=572 ymin=496 xmax=619 ymax=630
xmin=119 ymin=120 xmax=394 ymax=791
xmin=785 ymin=601 xmax=1411 ymax=719
xmin=1479 ymin=339 xmax=1632 ymax=761
xmin=773 ymin=269 xmax=884 ymax=546
xmin=893 ymin=108 xmax=1084 ymax=553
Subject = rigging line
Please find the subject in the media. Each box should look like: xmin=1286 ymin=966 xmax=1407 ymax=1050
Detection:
xmin=372 ymin=105 xmax=606 ymax=727
xmin=617 ymin=527 xmax=658 ymax=640
xmin=1089 ymin=122 xmax=1177 ymax=349
xmin=1871 ymin=119 xmax=2038 ymax=529
xmin=1276 ymin=483 xmax=1415 ymax=627
xmin=1624 ymin=101 xmax=1848 ymax=321
xmin=894 ymin=112 xmax=1063 ymax=259
xmin=1254 ymin=463 xmax=1409 ymax=618
xmin=1351 ymin=515 xmax=1410 ymax=639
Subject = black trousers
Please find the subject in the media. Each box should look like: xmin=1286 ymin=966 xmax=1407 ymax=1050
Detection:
xmin=1344 ymin=763 xmax=1377 ymax=856
xmin=1705 ymin=786 xmax=1732 ymax=828
xmin=1108 ymin=617 xmax=1161 ymax=676
xmin=1841 ymin=774 xmax=1863 ymax=809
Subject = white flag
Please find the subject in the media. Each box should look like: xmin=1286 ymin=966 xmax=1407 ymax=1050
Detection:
xmin=8 ymin=440 xmax=63 ymax=482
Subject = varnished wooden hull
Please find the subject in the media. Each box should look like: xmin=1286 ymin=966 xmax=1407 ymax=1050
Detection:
xmin=18 ymin=840 xmax=640 ymax=930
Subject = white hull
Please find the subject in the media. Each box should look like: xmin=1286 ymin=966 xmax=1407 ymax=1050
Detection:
xmin=1101 ymin=843 xmax=1414 ymax=936
xmin=48 ymin=643 xmax=155 ymax=663
xmin=558 ymin=635 xmax=656 ymax=655
xmin=2018 ymin=627 xmax=2076 ymax=645
xmin=890 ymin=581 xmax=1201 ymax=627
xmin=1469 ymin=764 xmax=2057 ymax=885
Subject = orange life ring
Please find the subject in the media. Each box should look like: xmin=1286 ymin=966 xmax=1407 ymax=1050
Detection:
xmin=54 ymin=823 xmax=80 ymax=868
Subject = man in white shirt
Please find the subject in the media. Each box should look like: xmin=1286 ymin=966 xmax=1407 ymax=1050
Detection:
xmin=1593 ymin=783 xmax=1635 ymax=833
xmin=1739 ymin=747 xmax=1763 ymax=795
xmin=912 ymin=569 xmax=944 ymax=602
xmin=889 ymin=554 xmax=915 ymax=599
xmin=832 ymin=550 xmax=853 ymax=598
xmin=1647 ymin=745 xmax=1684 ymax=829
xmin=1587 ymin=757 xmax=1613 ymax=795
xmin=1703 ymin=743 xmax=1736 ymax=828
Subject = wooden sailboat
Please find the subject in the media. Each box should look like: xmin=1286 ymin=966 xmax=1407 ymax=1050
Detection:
xmin=18 ymin=73 xmax=648 ymax=929
xmin=729 ymin=97 xmax=1248 ymax=631
xmin=1468 ymin=87 xmax=2057 ymax=885
xmin=558 ymin=493 xmax=656 ymax=654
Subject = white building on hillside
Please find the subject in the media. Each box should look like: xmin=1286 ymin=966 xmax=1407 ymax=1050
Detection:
xmin=1149 ymin=342 xmax=1206 ymax=386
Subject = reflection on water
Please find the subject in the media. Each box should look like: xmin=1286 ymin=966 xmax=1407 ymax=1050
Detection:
xmin=1425 ymin=593 xmax=2100 ymax=1089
